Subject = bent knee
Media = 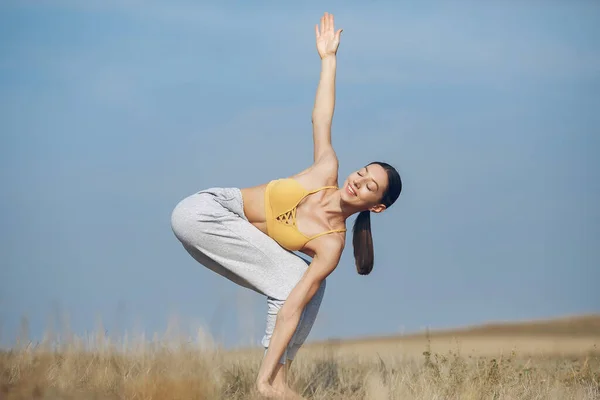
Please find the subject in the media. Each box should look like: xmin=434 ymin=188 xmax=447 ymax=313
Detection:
xmin=170 ymin=198 xmax=193 ymax=242
xmin=170 ymin=194 xmax=223 ymax=240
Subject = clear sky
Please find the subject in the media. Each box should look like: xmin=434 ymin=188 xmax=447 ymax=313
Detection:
xmin=1 ymin=0 xmax=599 ymax=350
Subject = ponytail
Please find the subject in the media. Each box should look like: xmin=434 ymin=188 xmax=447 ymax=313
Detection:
xmin=352 ymin=210 xmax=374 ymax=275
xmin=351 ymin=161 xmax=402 ymax=276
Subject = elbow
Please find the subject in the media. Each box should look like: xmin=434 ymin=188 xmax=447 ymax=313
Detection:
xmin=312 ymin=107 xmax=332 ymax=120
xmin=312 ymin=115 xmax=332 ymax=127
xmin=311 ymin=110 xmax=320 ymax=123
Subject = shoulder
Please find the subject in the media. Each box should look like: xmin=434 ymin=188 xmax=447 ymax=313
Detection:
xmin=305 ymin=234 xmax=345 ymax=281
xmin=313 ymin=233 xmax=345 ymax=263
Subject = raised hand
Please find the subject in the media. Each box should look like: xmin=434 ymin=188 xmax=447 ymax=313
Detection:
xmin=315 ymin=12 xmax=342 ymax=59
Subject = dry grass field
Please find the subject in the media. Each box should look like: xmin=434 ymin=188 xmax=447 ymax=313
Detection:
xmin=2 ymin=314 xmax=599 ymax=399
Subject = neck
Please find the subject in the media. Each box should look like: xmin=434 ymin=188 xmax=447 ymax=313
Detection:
xmin=322 ymin=188 xmax=366 ymax=222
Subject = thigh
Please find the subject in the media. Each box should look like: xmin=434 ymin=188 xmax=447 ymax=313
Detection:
xmin=171 ymin=188 xmax=311 ymax=300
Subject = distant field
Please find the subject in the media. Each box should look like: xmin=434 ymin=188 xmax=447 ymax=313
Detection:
xmin=2 ymin=314 xmax=599 ymax=399
xmin=297 ymin=314 xmax=600 ymax=361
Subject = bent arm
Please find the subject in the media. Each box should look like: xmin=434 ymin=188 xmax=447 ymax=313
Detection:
xmin=312 ymin=55 xmax=337 ymax=163
xmin=256 ymin=238 xmax=343 ymax=384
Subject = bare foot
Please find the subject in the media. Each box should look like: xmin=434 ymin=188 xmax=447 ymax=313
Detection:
xmin=273 ymin=383 xmax=305 ymax=400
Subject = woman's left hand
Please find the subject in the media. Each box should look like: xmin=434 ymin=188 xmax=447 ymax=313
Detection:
xmin=315 ymin=12 xmax=343 ymax=59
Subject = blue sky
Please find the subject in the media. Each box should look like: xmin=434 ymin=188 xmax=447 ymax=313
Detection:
xmin=1 ymin=0 xmax=599 ymax=349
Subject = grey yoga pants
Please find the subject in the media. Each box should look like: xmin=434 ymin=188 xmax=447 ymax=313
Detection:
xmin=170 ymin=187 xmax=326 ymax=363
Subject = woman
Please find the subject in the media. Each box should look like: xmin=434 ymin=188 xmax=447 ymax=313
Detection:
xmin=170 ymin=12 xmax=402 ymax=399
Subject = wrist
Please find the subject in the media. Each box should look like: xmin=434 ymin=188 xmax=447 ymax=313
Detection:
xmin=256 ymin=378 xmax=269 ymax=386
xmin=256 ymin=375 xmax=273 ymax=388
xmin=321 ymin=54 xmax=337 ymax=62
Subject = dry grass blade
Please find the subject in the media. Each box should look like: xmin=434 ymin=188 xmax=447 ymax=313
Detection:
xmin=1 ymin=315 xmax=599 ymax=399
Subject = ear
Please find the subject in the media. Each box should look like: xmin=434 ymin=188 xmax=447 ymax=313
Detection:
xmin=369 ymin=204 xmax=387 ymax=213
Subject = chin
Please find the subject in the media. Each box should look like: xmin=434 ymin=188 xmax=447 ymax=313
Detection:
xmin=341 ymin=191 xmax=352 ymax=203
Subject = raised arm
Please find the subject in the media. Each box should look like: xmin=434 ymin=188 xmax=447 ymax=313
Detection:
xmin=312 ymin=12 xmax=343 ymax=164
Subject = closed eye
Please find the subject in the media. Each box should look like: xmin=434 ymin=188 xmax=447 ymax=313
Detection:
xmin=364 ymin=166 xmax=379 ymax=192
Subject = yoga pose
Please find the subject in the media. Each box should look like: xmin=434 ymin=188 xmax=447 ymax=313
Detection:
xmin=171 ymin=12 xmax=402 ymax=399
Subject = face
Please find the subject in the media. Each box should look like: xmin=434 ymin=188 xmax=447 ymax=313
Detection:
xmin=341 ymin=163 xmax=389 ymax=212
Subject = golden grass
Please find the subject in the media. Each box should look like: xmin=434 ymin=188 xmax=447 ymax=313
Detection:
xmin=2 ymin=315 xmax=599 ymax=399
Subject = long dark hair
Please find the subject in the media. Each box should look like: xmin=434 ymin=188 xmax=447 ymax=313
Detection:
xmin=352 ymin=161 xmax=402 ymax=275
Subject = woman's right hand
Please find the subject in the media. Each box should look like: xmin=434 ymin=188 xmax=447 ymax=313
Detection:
xmin=315 ymin=12 xmax=343 ymax=60
xmin=256 ymin=380 xmax=285 ymax=399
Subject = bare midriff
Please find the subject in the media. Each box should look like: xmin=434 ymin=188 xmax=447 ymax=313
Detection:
xmin=240 ymin=185 xmax=269 ymax=235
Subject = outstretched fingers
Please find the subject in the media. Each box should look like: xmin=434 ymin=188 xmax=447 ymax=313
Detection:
xmin=316 ymin=12 xmax=340 ymax=38
xmin=320 ymin=12 xmax=334 ymax=34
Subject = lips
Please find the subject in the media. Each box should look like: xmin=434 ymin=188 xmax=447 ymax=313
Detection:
xmin=347 ymin=184 xmax=357 ymax=197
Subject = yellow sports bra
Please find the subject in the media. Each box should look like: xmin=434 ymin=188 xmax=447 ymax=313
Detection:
xmin=264 ymin=178 xmax=346 ymax=251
